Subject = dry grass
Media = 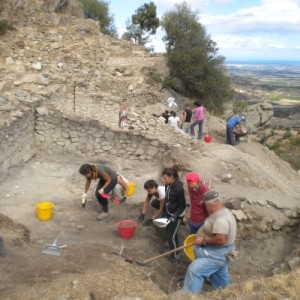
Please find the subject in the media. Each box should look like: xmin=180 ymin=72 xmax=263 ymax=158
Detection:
xmin=205 ymin=268 xmax=300 ymax=300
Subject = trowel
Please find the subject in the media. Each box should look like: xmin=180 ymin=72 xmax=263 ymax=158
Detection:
xmin=42 ymin=239 xmax=62 ymax=256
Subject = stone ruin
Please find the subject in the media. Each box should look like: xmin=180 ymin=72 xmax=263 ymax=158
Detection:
xmin=0 ymin=1 xmax=300 ymax=298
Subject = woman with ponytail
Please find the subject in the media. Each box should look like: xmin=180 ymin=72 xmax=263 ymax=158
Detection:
xmin=162 ymin=165 xmax=186 ymax=262
xmin=79 ymin=163 xmax=118 ymax=220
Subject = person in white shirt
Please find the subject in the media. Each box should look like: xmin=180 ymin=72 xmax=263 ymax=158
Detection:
xmin=168 ymin=111 xmax=181 ymax=129
xmin=138 ymin=179 xmax=165 ymax=226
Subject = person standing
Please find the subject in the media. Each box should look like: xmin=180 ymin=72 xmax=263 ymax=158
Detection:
xmin=190 ymin=101 xmax=206 ymax=140
xmin=181 ymin=104 xmax=193 ymax=134
xmin=118 ymin=103 xmax=128 ymax=129
xmin=226 ymin=114 xmax=246 ymax=145
xmin=168 ymin=111 xmax=181 ymax=129
xmin=183 ymin=190 xmax=237 ymax=294
xmin=79 ymin=163 xmax=118 ymax=220
xmin=162 ymin=166 xmax=186 ymax=262
xmin=185 ymin=172 xmax=210 ymax=234
xmin=138 ymin=179 xmax=165 ymax=226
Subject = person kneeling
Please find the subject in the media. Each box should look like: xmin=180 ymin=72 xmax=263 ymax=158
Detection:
xmin=138 ymin=179 xmax=165 ymax=226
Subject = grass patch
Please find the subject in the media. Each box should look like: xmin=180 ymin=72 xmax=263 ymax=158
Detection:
xmin=268 ymin=95 xmax=300 ymax=102
xmin=0 ymin=19 xmax=14 ymax=35
xmin=204 ymin=268 xmax=300 ymax=300
xmin=267 ymin=131 xmax=300 ymax=170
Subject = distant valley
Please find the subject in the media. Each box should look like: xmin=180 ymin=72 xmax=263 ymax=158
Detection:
xmin=227 ymin=61 xmax=300 ymax=170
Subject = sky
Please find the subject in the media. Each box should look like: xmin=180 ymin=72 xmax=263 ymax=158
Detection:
xmin=108 ymin=0 xmax=300 ymax=62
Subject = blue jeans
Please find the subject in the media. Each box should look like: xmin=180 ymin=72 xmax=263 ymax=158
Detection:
xmin=190 ymin=119 xmax=204 ymax=140
xmin=183 ymin=244 xmax=235 ymax=294
xmin=188 ymin=221 xmax=204 ymax=234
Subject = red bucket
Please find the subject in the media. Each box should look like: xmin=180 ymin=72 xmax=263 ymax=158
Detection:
xmin=116 ymin=220 xmax=137 ymax=240
xmin=204 ymin=135 xmax=212 ymax=143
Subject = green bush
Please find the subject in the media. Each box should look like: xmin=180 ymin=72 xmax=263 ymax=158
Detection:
xmin=291 ymin=136 xmax=300 ymax=146
xmin=0 ymin=19 xmax=13 ymax=35
xmin=282 ymin=131 xmax=292 ymax=139
xmin=232 ymin=101 xmax=247 ymax=114
xmin=79 ymin=0 xmax=117 ymax=37
xmin=161 ymin=2 xmax=232 ymax=114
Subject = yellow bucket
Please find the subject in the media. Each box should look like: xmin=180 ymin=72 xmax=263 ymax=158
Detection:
xmin=35 ymin=201 xmax=54 ymax=221
xmin=127 ymin=181 xmax=136 ymax=196
xmin=184 ymin=234 xmax=196 ymax=261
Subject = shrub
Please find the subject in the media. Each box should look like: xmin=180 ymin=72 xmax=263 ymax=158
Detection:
xmin=0 ymin=19 xmax=13 ymax=35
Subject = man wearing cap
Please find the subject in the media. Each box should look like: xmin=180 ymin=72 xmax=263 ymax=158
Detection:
xmin=226 ymin=114 xmax=246 ymax=145
xmin=185 ymin=172 xmax=210 ymax=234
xmin=183 ymin=190 xmax=237 ymax=294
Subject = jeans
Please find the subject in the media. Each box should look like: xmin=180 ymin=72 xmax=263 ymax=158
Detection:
xmin=190 ymin=119 xmax=204 ymax=139
xmin=96 ymin=177 xmax=117 ymax=212
xmin=182 ymin=122 xmax=191 ymax=134
xmin=183 ymin=244 xmax=235 ymax=294
xmin=226 ymin=125 xmax=236 ymax=145
xmin=188 ymin=221 xmax=204 ymax=234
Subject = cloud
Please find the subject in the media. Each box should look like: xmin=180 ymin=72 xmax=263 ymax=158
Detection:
xmin=202 ymin=0 xmax=300 ymax=34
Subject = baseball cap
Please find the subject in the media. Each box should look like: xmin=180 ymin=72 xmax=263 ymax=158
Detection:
xmin=186 ymin=172 xmax=200 ymax=183
xmin=203 ymin=190 xmax=220 ymax=202
xmin=240 ymin=114 xmax=246 ymax=120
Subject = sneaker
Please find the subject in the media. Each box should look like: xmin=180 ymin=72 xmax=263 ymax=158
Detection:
xmin=97 ymin=212 xmax=110 ymax=220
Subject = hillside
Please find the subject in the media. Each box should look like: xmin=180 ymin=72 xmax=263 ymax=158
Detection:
xmin=0 ymin=1 xmax=300 ymax=299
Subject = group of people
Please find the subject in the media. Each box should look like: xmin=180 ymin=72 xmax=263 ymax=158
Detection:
xmin=158 ymin=100 xmax=206 ymax=141
xmin=79 ymin=163 xmax=237 ymax=294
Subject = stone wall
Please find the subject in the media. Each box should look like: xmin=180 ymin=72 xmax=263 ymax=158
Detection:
xmin=0 ymin=109 xmax=36 ymax=175
xmin=35 ymin=106 xmax=168 ymax=161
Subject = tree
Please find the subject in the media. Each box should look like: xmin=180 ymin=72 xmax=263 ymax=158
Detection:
xmin=80 ymin=0 xmax=117 ymax=37
xmin=125 ymin=2 xmax=159 ymax=46
xmin=161 ymin=2 xmax=232 ymax=113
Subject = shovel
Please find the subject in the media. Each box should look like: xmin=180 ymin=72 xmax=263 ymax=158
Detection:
xmin=114 ymin=242 xmax=195 ymax=266
xmin=42 ymin=239 xmax=62 ymax=256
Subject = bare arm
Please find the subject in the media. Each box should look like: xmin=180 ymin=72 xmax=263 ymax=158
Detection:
xmin=181 ymin=111 xmax=187 ymax=123
xmin=119 ymin=177 xmax=129 ymax=196
xmin=100 ymin=171 xmax=111 ymax=191
xmin=151 ymin=199 xmax=165 ymax=220
xmin=85 ymin=179 xmax=91 ymax=193
xmin=195 ymin=233 xmax=228 ymax=246
xmin=141 ymin=194 xmax=151 ymax=214
xmin=177 ymin=118 xmax=181 ymax=128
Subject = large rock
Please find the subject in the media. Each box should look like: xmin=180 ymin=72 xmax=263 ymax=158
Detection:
xmin=245 ymin=102 xmax=274 ymax=133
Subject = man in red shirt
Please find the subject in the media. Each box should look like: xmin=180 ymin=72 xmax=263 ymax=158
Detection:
xmin=186 ymin=172 xmax=210 ymax=234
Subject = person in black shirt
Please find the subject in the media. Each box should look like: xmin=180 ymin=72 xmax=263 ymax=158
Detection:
xmin=161 ymin=110 xmax=170 ymax=124
xmin=162 ymin=166 xmax=186 ymax=262
xmin=181 ymin=104 xmax=192 ymax=133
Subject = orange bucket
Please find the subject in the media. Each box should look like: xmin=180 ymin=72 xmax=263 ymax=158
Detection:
xmin=116 ymin=220 xmax=137 ymax=239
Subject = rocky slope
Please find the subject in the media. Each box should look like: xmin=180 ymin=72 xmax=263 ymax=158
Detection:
xmin=0 ymin=1 xmax=300 ymax=299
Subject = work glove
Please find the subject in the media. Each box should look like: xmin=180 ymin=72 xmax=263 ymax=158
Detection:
xmin=81 ymin=193 xmax=87 ymax=208
xmin=143 ymin=219 xmax=153 ymax=227
xmin=121 ymin=197 xmax=127 ymax=203
xmin=138 ymin=213 xmax=145 ymax=223
xmin=99 ymin=188 xmax=104 ymax=194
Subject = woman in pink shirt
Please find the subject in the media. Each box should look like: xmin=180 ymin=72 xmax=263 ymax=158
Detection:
xmin=190 ymin=101 xmax=206 ymax=140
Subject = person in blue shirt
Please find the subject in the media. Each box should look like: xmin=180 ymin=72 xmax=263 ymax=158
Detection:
xmin=226 ymin=115 xmax=246 ymax=145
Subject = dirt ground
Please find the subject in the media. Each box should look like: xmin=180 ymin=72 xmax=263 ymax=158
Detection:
xmin=0 ymin=142 xmax=299 ymax=299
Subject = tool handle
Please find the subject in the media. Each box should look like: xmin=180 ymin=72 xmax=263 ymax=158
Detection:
xmin=142 ymin=242 xmax=195 ymax=265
